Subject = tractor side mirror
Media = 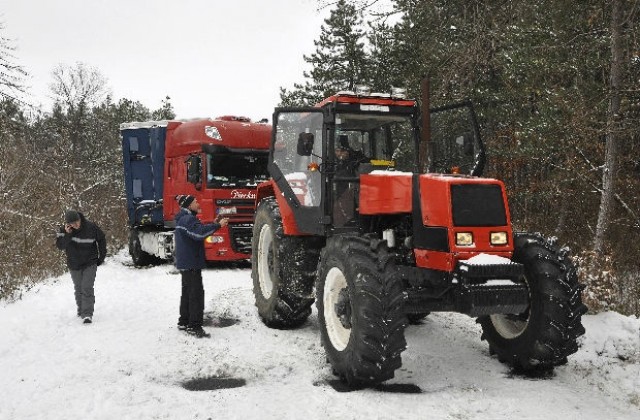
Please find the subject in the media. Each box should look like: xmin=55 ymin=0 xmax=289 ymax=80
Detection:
xmin=186 ymin=154 xmax=202 ymax=189
xmin=297 ymin=132 xmax=315 ymax=156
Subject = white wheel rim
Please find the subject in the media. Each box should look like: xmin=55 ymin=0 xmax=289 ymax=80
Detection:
xmin=257 ymin=224 xmax=274 ymax=300
xmin=323 ymin=267 xmax=350 ymax=351
xmin=489 ymin=313 xmax=529 ymax=339
xmin=490 ymin=277 xmax=531 ymax=339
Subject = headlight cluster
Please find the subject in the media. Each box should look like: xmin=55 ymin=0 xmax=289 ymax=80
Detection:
xmin=455 ymin=231 xmax=509 ymax=246
xmin=490 ymin=231 xmax=508 ymax=245
xmin=205 ymin=235 xmax=224 ymax=244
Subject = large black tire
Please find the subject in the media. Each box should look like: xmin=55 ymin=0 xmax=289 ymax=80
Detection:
xmin=478 ymin=233 xmax=587 ymax=372
xmin=316 ymin=235 xmax=407 ymax=387
xmin=128 ymin=229 xmax=156 ymax=267
xmin=406 ymin=312 xmax=430 ymax=325
xmin=251 ymin=197 xmax=322 ymax=328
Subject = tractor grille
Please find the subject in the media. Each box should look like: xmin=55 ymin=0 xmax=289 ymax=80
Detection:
xmin=457 ymin=283 xmax=529 ymax=316
xmin=457 ymin=261 xmax=524 ymax=280
xmin=451 ymin=184 xmax=507 ymax=227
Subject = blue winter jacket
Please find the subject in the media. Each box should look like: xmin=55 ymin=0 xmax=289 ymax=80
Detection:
xmin=174 ymin=208 xmax=220 ymax=270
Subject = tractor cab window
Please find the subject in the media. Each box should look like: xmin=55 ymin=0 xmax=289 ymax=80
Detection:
xmin=273 ymin=111 xmax=323 ymax=207
xmin=334 ymin=113 xmax=415 ymax=172
xmin=205 ymin=152 xmax=269 ymax=188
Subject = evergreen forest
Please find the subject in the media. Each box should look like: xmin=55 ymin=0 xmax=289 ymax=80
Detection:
xmin=1 ymin=0 xmax=638 ymax=315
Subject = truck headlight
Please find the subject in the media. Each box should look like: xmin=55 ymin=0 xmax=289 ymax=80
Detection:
xmin=206 ymin=235 xmax=224 ymax=244
xmin=456 ymin=232 xmax=474 ymax=246
xmin=490 ymin=231 xmax=508 ymax=245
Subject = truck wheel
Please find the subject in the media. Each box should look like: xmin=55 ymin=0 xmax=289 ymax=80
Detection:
xmin=316 ymin=235 xmax=407 ymax=387
xmin=478 ymin=233 xmax=587 ymax=372
xmin=251 ymin=197 xmax=322 ymax=328
xmin=128 ymin=229 xmax=155 ymax=266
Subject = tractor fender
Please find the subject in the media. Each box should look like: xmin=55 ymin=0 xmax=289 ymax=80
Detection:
xmin=255 ymin=181 xmax=305 ymax=236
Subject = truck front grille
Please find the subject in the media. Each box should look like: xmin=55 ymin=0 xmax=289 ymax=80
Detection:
xmin=229 ymin=224 xmax=253 ymax=254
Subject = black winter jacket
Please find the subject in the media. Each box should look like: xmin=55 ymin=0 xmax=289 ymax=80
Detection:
xmin=55 ymin=213 xmax=107 ymax=270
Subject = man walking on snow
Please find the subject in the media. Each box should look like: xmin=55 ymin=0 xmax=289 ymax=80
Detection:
xmin=174 ymin=194 xmax=228 ymax=338
xmin=55 ymin=209 xmax=107 ymax=324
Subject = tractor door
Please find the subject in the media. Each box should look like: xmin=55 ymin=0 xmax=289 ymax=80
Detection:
xmin=428 ymin=102 xmax=485 ymax=176
xmin=269 ymin=109 xmax=326 ymax=235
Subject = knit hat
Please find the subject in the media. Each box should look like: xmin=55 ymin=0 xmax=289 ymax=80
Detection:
xmin=176 ymin=194 xmax=195 ymax=208
xmin=64 ymin=209 xmax=80 ymax=223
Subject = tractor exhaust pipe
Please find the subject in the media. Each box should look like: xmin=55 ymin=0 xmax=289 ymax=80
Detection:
xmin=419 ymin=77 xmax=430 ymax=173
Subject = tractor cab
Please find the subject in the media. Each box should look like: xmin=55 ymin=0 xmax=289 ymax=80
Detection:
xmin=266 ymin=87 xmax=484 ymax=236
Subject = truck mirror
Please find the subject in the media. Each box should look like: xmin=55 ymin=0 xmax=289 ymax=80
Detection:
xmin=186 ymin=154 xmax=202 ymax=187
xmin=297 ymin=132 xmax=314 ymax=156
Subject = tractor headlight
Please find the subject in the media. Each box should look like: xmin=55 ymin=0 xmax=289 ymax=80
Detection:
xmin=490 ymin=231 xmax=508 ymax=245
xmin=456 ymin=232 xmax=474 ymax=246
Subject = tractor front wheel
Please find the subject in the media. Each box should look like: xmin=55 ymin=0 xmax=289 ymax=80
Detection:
xmin=478 ymin=233 xmax=587 ymax=372
xmin=316 ymin=235 xmax=407 ymax=387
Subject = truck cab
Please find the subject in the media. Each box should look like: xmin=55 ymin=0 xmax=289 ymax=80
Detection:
xmin=121 ymin=116 xmax=270 ymax=265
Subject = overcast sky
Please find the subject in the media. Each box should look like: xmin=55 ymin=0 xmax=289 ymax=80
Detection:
xmin=0 ymin=0 xmax=328 ymax=121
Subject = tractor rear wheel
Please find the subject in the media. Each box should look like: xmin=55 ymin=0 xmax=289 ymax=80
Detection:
xmin=251 ymin=197 xmax=321 ymax=328
xmin=478 ymin=233 xmax=587 ymax=372
xmin=316 ymin=235 xmax=407 ymax=387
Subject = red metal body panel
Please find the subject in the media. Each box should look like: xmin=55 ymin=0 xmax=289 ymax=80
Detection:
xmin=272 ymin=183 xmax=306 ymax=235
xmin=256 ymin=181 xmax=313 ymax=236
xmin=165 ymin=118 xmax=271 ymax=158
xmin=414 ymin=249 xmax=514 ymax=271
xmin=359 ymin=172 xmax=413 ymax=214
xmin=417 ymin=174 xmax=515 ymax=271
xmin=358 ymin=172 xmax=515 ymax=272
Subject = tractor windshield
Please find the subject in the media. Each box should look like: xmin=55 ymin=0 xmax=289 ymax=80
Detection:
xmin=334 ymin=113 xmax=415 ymax=172
xmin=206 ymin=152 xmax=269 ymax=188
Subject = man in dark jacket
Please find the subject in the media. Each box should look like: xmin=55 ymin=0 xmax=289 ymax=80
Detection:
xmin=55 ymin=210 xmax=106 ymax=324
xmin=174 ymin=194 xmax=228 ymax=338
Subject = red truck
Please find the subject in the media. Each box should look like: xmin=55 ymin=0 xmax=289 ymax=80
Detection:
xmin=121 ymin=116 xmax=270 ymax=266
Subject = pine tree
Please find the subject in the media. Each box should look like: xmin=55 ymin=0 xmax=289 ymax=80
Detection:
xmin=0 ymin=22 xmax=27 ymax=100
xmin=280 ymin=0 xmax=368 ymax=105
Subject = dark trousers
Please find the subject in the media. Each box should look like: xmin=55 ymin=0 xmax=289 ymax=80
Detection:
xmin=179 ymin=269 xmax=204 ymax=328
xmin=70 ymin=264 xmax=97 ymax=318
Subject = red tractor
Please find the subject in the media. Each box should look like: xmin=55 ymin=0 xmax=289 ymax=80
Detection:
xmin=251 ymin=84 xmax=587 ymax=387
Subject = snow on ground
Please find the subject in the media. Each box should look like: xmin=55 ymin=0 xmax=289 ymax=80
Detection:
xmin=1 ymin=250 xmax=639 ymax=420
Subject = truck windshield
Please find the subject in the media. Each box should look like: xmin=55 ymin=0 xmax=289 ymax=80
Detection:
xmin=335 ymin=113 xmax=415 ymax=172
xmin=206 ymin=153 xmax=269 ymax=188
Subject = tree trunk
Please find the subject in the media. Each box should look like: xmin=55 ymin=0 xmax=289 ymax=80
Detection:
xmin=594 ymin=0 xmax=623 ymax=254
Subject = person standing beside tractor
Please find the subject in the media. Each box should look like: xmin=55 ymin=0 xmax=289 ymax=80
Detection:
xmin=174 ymin=194 xmax=228 ymax=338
xmin=55 ymin=209 xmax=107 ymax=324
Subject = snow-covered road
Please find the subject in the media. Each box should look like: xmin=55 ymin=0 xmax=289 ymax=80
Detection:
xmin=1 ymin=251 xmax=638 ymax=420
